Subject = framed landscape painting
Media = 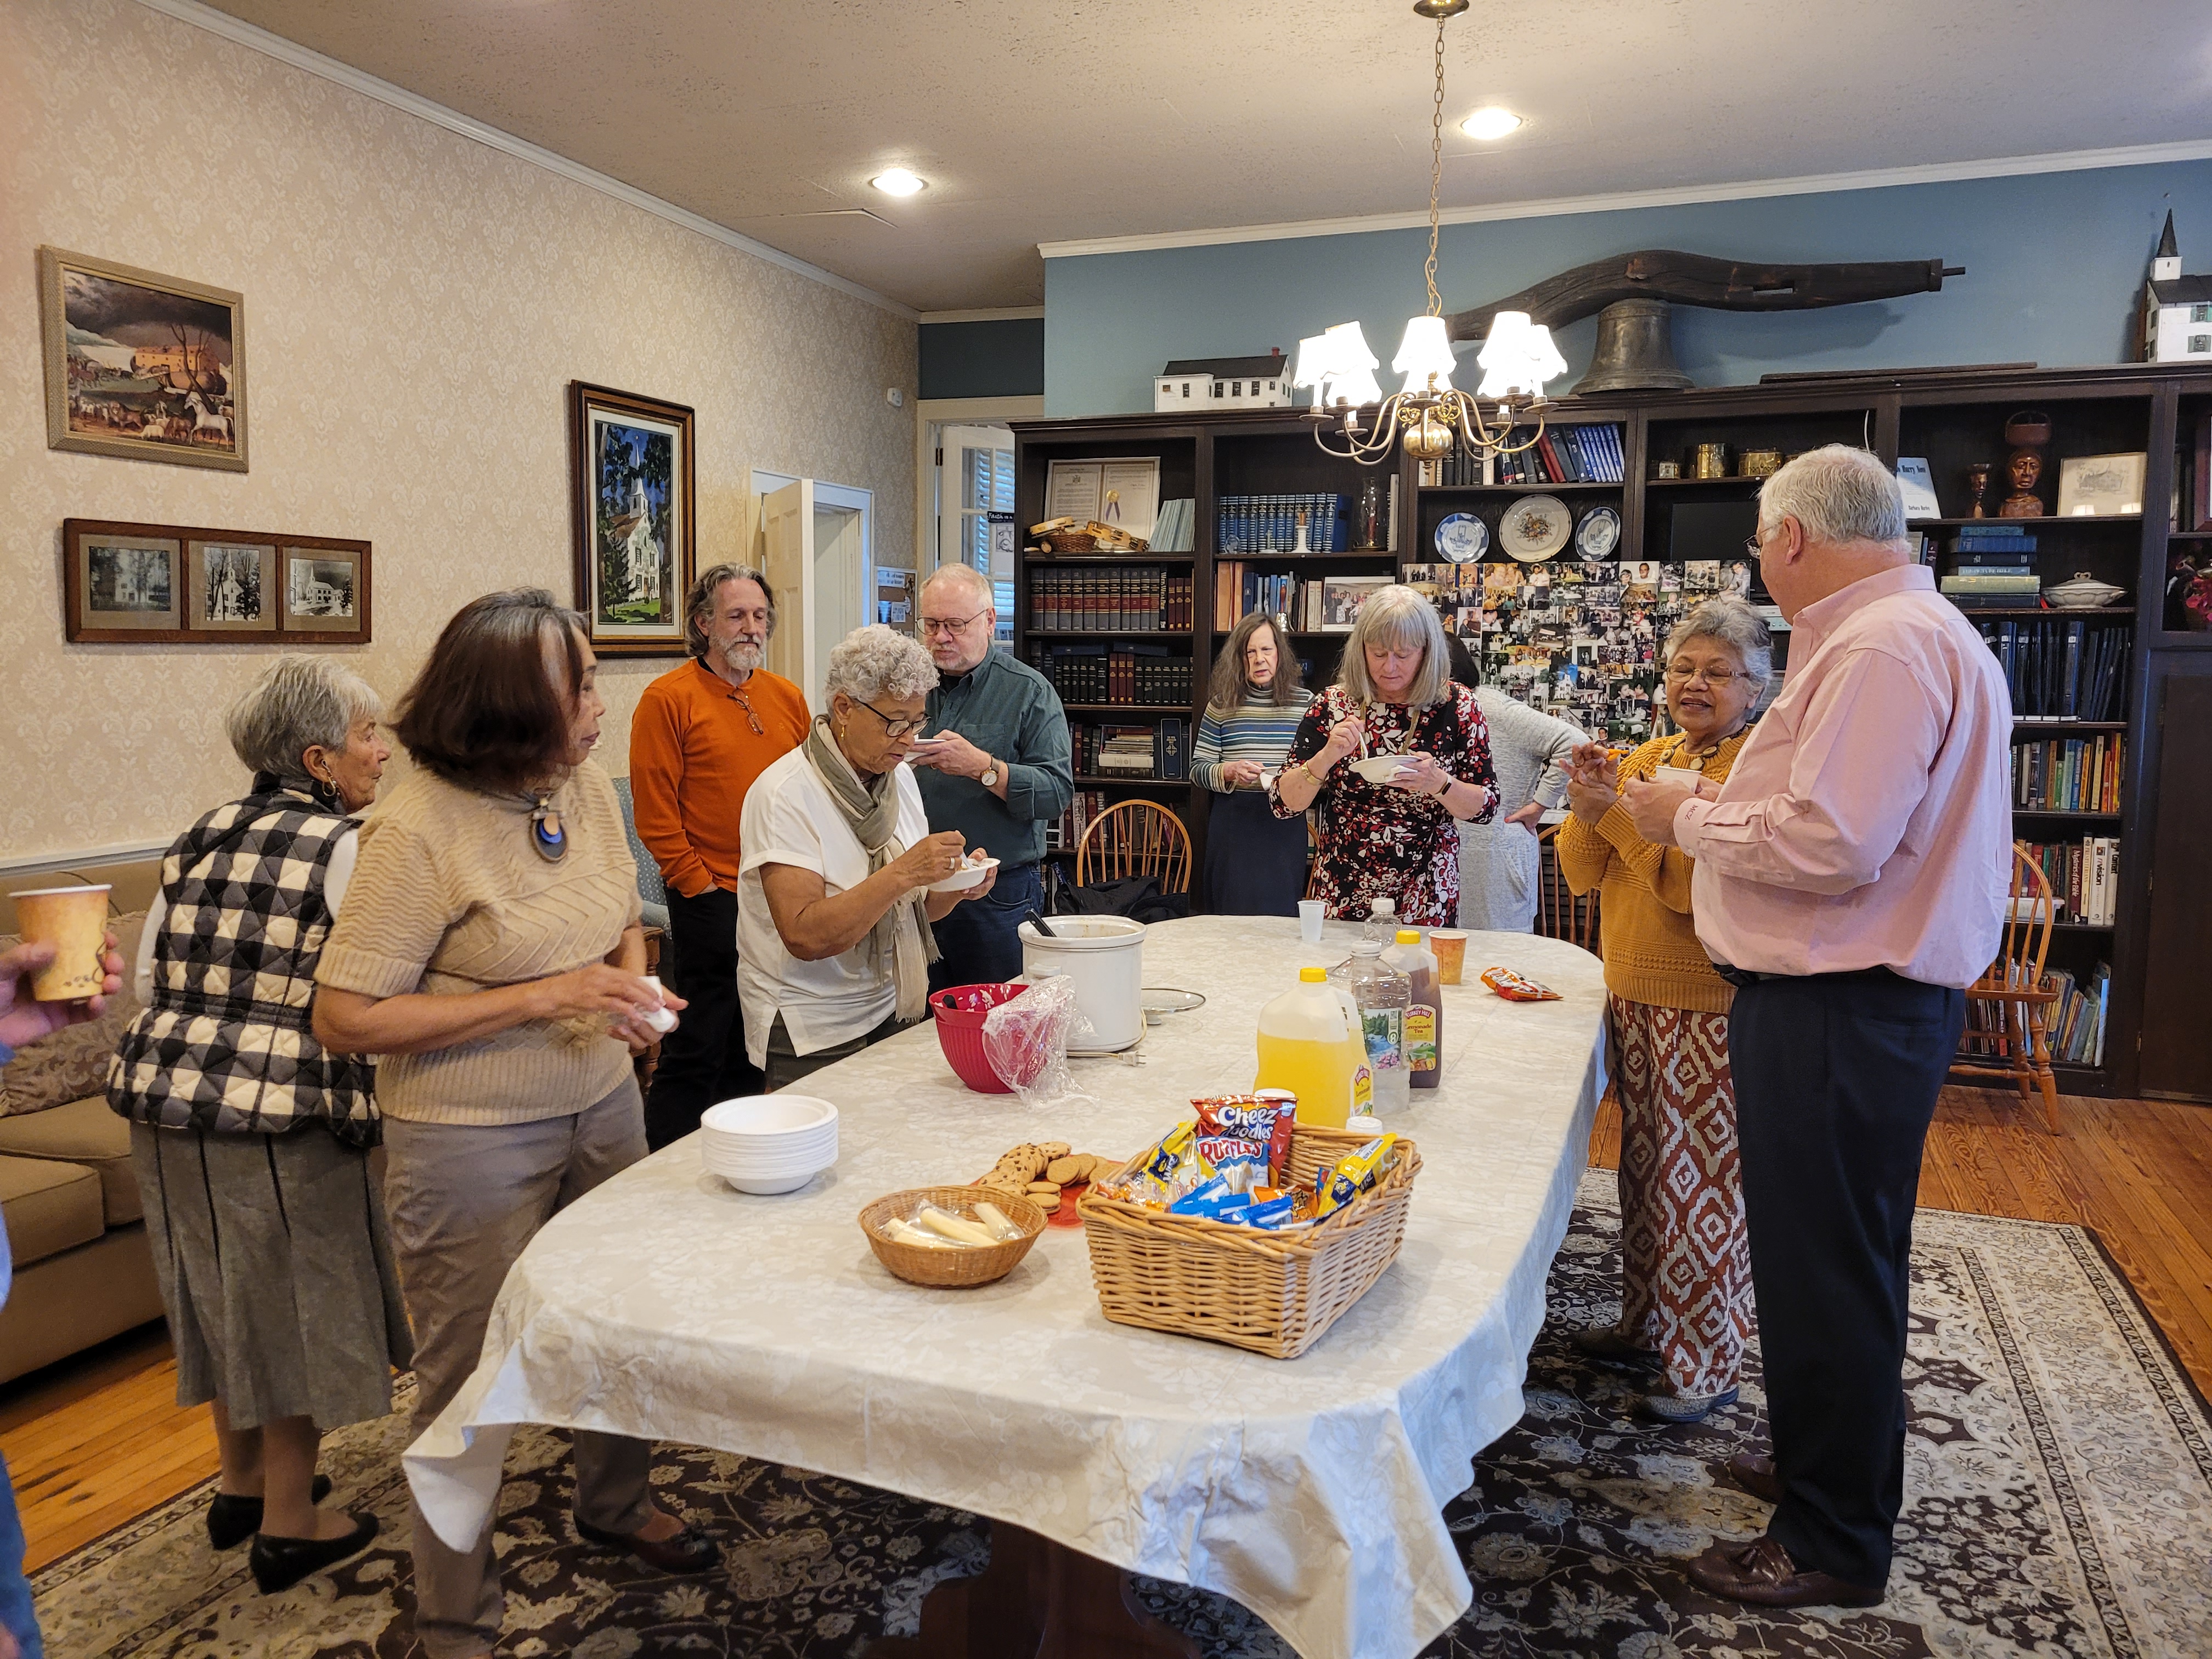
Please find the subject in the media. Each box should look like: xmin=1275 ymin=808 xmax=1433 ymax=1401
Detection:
xmin=38 ymin=247 xmax=246 ymax=472
xmin=569 ymin=381 xmax=695 ymax=655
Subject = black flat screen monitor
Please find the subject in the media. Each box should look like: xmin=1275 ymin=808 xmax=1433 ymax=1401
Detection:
xmin=1669 ymin=499 xmax=1759 ymax=562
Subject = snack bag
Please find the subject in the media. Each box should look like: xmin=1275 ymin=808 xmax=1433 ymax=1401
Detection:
xmin=1195 ymin=1136 xmax=1267 ymax=1193
xmin=1097 ymin=1121 xmax=1212 ymax=1208
xmin=1168 ymin=1175 xmax=1253 ymax=1220
xmin=1226 ymin=1193 xmax=1302 ymax=1230
xmin=1194 ymin=1093 xmax=1298 ymax=1185
xmin=1480 ymin=966 xmax=1562 ymax=1003
xmin=1312 ymin=1133 xmax=1397 ymax=1223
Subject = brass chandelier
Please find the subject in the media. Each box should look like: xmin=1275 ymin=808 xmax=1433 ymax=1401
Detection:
xmin=1299 ymin=0 xmax=1564 ymax=466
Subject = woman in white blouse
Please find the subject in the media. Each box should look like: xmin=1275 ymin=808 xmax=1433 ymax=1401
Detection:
xmin=1446 ymin=637 xmax=1587 ymax=932
xmin=738 ymin=626 xmax=999 ymax=1090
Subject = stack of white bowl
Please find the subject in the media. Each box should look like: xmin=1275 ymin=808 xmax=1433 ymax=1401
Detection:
xmin=699 ymin=1095 xmax=838 ymax=1194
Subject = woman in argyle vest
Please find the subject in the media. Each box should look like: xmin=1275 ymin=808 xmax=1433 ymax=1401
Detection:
xmin=107 ymin=655 xmax=410 ymax=1595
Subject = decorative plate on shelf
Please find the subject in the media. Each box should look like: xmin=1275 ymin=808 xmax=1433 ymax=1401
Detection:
xmin=1434 ymin=512 xmax=1489 ymax=562
xmin=1500 ymin=494 xmax=1571 ymax=562
xmin=1574 ymin=505 xmax=1622 ymax=560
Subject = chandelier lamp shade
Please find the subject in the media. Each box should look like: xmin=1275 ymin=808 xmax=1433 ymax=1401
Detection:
xmin=1302 ymin=0 xmax=1562 ymax=465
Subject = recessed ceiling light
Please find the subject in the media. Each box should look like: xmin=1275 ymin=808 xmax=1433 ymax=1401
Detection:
xmin=871 ymin=168 xmax=927 ymax=196
xmin=1460 ymin=107 xmax=1523 ymax=141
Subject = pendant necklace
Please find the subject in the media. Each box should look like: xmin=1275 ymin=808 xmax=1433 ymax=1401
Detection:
xmin=527 ymin=790 xmax=567 ymax=862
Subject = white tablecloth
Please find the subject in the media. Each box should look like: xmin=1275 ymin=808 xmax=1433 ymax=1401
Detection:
xmin=403 ymin=916 xmax=1606 ymax=1659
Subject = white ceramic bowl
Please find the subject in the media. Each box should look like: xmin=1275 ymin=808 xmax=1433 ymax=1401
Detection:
xmin=928 ymin=854 xmax=1001 ymax=894
xmin=1349 ymin=755 xmax=1413 ymax=783
xmin=701 ymin=1096 xmax=837 ymax=1137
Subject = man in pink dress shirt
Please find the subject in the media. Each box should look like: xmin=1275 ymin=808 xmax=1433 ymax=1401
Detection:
xmin=1620 ymin=444 xmax=2011 ymax=1610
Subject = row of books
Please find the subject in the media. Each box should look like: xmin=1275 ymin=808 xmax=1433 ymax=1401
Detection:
xmin=1977 ymin=619 xmax=2129 ymax=721
xmin=2023 ymin=835 xmax=2121 ymax=926
xmin=1150 ymin=498 xmax=1197 ymax=553
xmin=1027 ymin=641 xmax=1192 ymax=706
xmin=1069 ymin=718 xmax=1190 ymax=781
xmin=2012 ymin=733 xmax=2124 ymax=813
xmin=1216 ymin=493 xmax=1355 ymax=554
xmin=1029 ymin=567 xmax=1193 ymax=633
xmin=1960 ymin=960 xmax=2109 ymax=1067
xmin=1941 ymin=526 xmax=2043 ymax=598
xmin=1046 ymin=788 xmax=1156 ymax=851
xmin=1418 ymin=422 xmax=1627 ymax=486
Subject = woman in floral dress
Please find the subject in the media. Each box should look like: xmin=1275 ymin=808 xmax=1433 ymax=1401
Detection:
xmin=1269 ymin=585 xmax=1496 ymax=925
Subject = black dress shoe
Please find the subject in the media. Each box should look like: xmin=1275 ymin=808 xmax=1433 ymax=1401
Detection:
xmin=249 ymin=1511 xmax=379 ymax=1594
xmin=1724 ymin=1452 xmax=1782 ymax=1505
xmin=1569 ymin=1324 xmax=1663 ymax=1370
xmin=1685 ymin=1534 xmax=1883 ymax=1609
xmin=208 ymin=1475 xmax=334 ymax=1550
xmin=573 ymin=1513 xmax=720 ymax=1574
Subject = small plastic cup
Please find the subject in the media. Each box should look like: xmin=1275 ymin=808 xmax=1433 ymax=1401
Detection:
xmin=1297 ymin=900 xmax=1325 ymax=943
xmin=1426 ymin=928 xmax=1469 ymax=985
xmin=12 ymin=885 xmax=112 ymax=1001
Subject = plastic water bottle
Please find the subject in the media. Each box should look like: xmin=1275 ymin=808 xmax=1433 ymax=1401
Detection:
xmin=1363 ymin=896 xmax=1399 ymax=947
xmin=1346 ymin=941 xmax=1410 ymax=1114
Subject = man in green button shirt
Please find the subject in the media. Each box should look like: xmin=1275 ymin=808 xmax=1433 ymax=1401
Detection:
xmin=906 ymin=562 xmax=1073 ymax=991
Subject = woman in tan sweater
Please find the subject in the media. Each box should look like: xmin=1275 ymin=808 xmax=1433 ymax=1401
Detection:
xmin=1555 ymin=595 xmax=1771 ymax=1423
xmin=314 ymin=590 xmax=715 ymax=1659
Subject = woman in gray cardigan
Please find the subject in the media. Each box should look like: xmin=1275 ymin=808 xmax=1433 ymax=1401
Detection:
xmin=1448 ymin=642 xmax=1587 ymax=931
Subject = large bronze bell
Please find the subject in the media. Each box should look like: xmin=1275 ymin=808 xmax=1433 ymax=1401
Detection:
xmin=1573 ymin=298 xmax=1693 ymax=395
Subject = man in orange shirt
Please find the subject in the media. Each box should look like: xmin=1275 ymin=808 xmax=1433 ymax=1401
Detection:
xmin=631 ymin=563 xmax=809 ymax=1148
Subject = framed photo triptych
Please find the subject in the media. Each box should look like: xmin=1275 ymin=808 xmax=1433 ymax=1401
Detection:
xmin=63 ymin=519 xmax=370 ymax=645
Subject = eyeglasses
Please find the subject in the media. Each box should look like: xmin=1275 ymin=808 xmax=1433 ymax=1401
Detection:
xmin=726 ymin=689 xmax=764 ymax=736
xmin=918 ymin=608 xmax=990 ymax=637
xmin=854 ymin=697 xmax=928 ymax=738
xmin=1745 ymin=518 xmax=1787 ymax=557
xmin=1664 ymin=663 xmax=1752 ymax=685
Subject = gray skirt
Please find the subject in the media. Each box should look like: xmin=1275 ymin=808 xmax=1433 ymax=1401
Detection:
xmin=131 ymin=1120 xmax=414 ymax=1431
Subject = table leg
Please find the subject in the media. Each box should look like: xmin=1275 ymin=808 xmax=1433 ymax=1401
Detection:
xmin=866 ymin=1522 xmax=1200 ymax=1659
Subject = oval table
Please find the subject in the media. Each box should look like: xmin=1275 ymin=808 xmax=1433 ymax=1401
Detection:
xmin=403 ymin=916 xmax=1606 ymax=1659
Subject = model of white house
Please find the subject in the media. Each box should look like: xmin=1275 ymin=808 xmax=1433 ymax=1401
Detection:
xmin=2142 ymin=212 xmax=2212 ymax=364
xmin=1154 ymin=353 xmax=1293 ymax=411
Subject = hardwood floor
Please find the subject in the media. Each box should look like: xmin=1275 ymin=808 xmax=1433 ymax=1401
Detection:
xmin=5 ymin=1088 xmax=2207 ymax=1576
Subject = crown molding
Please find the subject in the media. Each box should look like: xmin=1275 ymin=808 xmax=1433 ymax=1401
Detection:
xmin=919 ymin=307 xmax=1047 ymax=324
xmin=1039 ymin=138 xmax=2212 ymax=260
xmin=134 ymin=0 xmax=916 ymax=319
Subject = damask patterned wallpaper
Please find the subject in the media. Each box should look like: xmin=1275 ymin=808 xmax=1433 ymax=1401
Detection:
xmin=0 ymin=0 xmax=916 ymax=862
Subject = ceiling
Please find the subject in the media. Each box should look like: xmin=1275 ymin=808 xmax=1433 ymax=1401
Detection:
xmin=201 ymin=0 xmax=2212 ymax=314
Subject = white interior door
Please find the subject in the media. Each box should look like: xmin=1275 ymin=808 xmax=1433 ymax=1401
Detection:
xmin=760 ymin=477 xmax=874 ymax=709
xmin=812 ymin=501 xmax=865 ymax=707
xmin=760 ymin=478 xmax=815 ymax=695
xmin=937 ymin=424 xmax=1015 ymax=641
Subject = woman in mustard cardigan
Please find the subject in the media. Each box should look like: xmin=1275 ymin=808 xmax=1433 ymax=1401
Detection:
xmin=1556 ymin=595 xmax=1771 ymax=1422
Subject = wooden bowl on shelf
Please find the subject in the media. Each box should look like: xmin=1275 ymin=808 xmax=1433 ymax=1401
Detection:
xmin=859 ymin=1187 xmax=1047 ymax=1288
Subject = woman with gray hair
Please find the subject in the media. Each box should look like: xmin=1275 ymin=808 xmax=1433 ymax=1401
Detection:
xmin=1554 ymin=594 xmax=1771 ymax=1422
xmin=1269 ymin=585 xmax=1496 ymax=926
xmin=738 ymin=624 xmax=999 ymax=1088
xmin=107 ymin=654 xmax=407 ymax=1593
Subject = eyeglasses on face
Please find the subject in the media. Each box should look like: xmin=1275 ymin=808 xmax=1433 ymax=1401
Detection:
xmin=1664 ymin=663 xmax=1751 ymax=685
xmin=854 ymin=696 xmax=928 ymax=737
xmin=918 ymin=608 xmax=989 ymax=637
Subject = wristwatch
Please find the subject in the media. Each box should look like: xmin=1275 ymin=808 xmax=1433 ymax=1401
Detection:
xmin=979 ymin=759 xmax=1000 ymax=788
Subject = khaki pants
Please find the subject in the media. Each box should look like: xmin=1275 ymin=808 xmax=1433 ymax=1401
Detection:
xmin=383 ymin=1080 xmax=656 ymax=1659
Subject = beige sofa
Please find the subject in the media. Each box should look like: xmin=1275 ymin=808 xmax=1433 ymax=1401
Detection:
xmin=0 ymin=857 xmax=167 ymax=1384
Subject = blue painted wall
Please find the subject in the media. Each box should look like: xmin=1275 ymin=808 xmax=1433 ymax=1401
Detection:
xmin=1045 ymin=160 xmax=2212 ymax=416
xmin=920 ymin=317 xmax=1045 ymax=399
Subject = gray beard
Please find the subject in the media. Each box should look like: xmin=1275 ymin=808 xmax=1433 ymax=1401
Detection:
xmin=718 ymin=639 xmax=764 ymax=674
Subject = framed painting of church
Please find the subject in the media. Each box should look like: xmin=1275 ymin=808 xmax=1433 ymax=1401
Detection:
xmin=569 ymin=382 xmax=695 ymax=656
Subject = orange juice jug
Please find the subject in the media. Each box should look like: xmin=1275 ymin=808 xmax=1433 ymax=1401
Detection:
xmin=1255 ymin=967 xmax=1372 ymax=1128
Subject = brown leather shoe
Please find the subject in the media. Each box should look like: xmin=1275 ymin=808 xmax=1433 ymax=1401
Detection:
xmin=573 ymin=1514 xmax=720 ymax=1575
xmin=1685 ymin=1535 xmax=1883 ymax=1609
xmin=1724 ymin=1452 xmax=1782 ymax=1504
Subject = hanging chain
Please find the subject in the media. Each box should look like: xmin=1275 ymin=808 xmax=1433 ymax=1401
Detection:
xmin=1422 ymin=13 xmax=1447 ymax=318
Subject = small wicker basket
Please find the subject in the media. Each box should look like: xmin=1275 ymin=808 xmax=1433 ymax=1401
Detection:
xmin=1041 ymin=531 xmax=1098 ymax=555
xmin=860 ymin=1187 xmax=1046 ymax=1288
xmin=1077 ymin=1124 xmax=1421 ymax=1359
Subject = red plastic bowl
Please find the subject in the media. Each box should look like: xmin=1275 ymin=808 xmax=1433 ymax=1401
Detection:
xmin=932 ymin=981 xmax=1030 ymax=1093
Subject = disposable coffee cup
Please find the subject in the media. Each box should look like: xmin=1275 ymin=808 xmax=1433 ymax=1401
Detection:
xmin=1297 ymin=899 xmax=1326 ymax=943
xmin=1426 ymin=928 xmax=1469 ymax=985
xmin=13 ymin=884 xmax=112 ymax=1001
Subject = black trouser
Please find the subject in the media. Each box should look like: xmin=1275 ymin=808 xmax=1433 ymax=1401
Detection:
xmin=1725 ymin=967 xmax=1965 ymax=1589
xmin=927 ymin=860 xmax=1042 ymax=995
xmin=644 ymin=885 xmax=761 ymax=1150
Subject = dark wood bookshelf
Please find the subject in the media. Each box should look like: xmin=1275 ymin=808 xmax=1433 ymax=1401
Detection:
xmin=1022 ymin=552 xmax=1196 ymax=564
xmin=1014 ymin=362 xmax=2212 ymax=1100
xmin=2013 ymin=809 xmax=2122 ymax=820
xmin=2013 ymin=720 xmax=2128 ymax=731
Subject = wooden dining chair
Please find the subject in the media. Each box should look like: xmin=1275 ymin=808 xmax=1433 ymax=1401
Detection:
xmin=1533 ymin=823 xmax=1601 ymax=956
xmin=1076 ymin=799 xmax=1193 ymax=894
xmin=1948 ymin=844 xmax=2062 ymax=1133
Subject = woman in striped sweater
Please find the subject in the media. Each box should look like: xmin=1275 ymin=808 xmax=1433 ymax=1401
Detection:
xmin=1194 ymin=613 xmax=1312 ymax=914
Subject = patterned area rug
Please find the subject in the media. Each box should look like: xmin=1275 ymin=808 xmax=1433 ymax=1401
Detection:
xmin=33 ymin=1171 xmax=2212 ymax=1658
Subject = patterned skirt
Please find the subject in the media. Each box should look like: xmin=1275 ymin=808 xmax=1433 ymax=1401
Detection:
xmin=1608 ymin=994 xmax=1752 ymax=1397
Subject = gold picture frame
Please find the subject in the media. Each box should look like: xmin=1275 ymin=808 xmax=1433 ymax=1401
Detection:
xmin=38 ymin=247 xmax=247 ymax=473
